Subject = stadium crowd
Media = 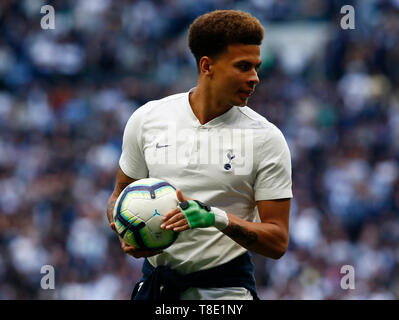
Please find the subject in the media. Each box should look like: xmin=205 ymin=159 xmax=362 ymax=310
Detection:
xmin=0 ymin=0 xmax=398 ymax=299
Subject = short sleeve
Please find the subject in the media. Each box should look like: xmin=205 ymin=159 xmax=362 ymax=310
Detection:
xmin=254 ymin=129 xmax=293 ymax=201
xmin=118 ymin=106 xmax=149 ymax=179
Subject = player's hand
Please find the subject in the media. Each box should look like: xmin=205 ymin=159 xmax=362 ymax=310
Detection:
xmin=160 ymin=189 xmax=191 ymax=232
xmin=110 ymin=222 xmax=163 ymax=258
xmin=161 ymin=189 xmax=229 ymax=231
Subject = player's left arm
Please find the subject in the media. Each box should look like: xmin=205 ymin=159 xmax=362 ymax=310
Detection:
xmin=161 ymin=190 xmax=290 ymax=259
xmin=222 ymin=198 xmax=290 ymax=259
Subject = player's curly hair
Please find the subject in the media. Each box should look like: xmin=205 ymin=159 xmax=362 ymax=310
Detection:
xmin=188 ymin=10 xmax=264 ymax=71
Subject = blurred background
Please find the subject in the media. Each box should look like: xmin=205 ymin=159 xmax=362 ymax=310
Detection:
xmin=0 ymin=0 xmax=398 ymax=299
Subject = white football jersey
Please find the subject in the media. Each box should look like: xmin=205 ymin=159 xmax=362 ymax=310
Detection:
xmin=119 ymin=88 xmax=292 ymax=275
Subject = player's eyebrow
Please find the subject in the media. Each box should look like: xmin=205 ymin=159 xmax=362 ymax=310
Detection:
xmin=235 ymin=60 xmax=262 ymax=70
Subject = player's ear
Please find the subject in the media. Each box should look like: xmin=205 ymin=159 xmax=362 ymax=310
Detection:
xmin=199 ymin=56 xmax=214 ymax=76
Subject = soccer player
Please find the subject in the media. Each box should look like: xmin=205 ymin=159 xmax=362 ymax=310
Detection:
xmin=107 ymin=10 xmax=292 ymax=300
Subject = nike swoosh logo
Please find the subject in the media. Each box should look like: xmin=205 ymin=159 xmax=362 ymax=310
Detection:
xmin=156 ymin=143 xmax=170 ymax=148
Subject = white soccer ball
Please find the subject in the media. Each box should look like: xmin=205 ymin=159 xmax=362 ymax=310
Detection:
xmin=113 ymin=178 xmax=179 ymax=250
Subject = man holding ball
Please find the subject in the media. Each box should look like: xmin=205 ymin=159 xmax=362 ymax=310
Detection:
xmin=107 ymin=10 xmax=292 ymax=300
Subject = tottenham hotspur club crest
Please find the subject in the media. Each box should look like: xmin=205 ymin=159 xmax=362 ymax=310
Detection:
xmin=224 ymin=151 xmax=235 ymax=170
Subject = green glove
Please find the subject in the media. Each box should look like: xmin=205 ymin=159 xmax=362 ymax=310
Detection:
xmin=178 ymin=200 xmax=229 ymax=230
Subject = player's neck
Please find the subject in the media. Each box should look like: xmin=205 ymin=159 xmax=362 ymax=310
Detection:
xmin=189 ymin=85 xmax=233 ymax=125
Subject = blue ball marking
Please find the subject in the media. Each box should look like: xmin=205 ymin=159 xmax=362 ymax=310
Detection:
xmin=224 ymin=163 xmax=231 ymax=170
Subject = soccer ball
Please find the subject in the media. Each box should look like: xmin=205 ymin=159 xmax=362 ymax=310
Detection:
xmin=113 ymin=178 xmax=179 ymax=250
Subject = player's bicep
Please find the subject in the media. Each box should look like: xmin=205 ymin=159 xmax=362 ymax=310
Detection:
xmin=112 ymin=166 xmax=138 ymax=197
xmin=119 ymin=106 xmax=149 ymax=179
xmin=256 ymin=198 xmax=290 ymax=235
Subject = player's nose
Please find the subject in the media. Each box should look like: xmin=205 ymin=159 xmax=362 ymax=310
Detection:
xmin=248 ymin=69 xmax=259 ymax=86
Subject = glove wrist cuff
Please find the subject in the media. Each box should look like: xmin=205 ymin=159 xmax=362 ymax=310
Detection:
xmin=211 ymin=207 xmax=229 ymax=230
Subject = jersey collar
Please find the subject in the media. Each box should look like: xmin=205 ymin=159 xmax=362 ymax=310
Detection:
xmin=185 ymin=87 xmax=238 ymax=129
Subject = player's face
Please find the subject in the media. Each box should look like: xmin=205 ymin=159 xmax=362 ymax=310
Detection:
xmin=211 ymin=44 xmax=261 ymax=107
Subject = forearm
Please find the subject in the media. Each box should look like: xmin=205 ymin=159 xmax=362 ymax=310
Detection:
xmin=107 ymin=168 xmax=137 ymax=224
xmin=106 ymin=195 xmax=118 ymax=224
xmin=222 ymin=213 xmax=289 ymax=259
xmin=162 ymin=195 xmax=290 ymax=258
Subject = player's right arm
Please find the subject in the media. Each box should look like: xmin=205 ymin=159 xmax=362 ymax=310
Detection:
xmin=107 ymin=167 xmax=162 ymax=258
xmin=106 ymin=166 xmax=137 ymax=225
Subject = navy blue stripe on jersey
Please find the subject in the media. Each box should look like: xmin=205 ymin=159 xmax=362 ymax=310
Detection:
xmin=131 ymin=251 xmax=259 ymax=300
